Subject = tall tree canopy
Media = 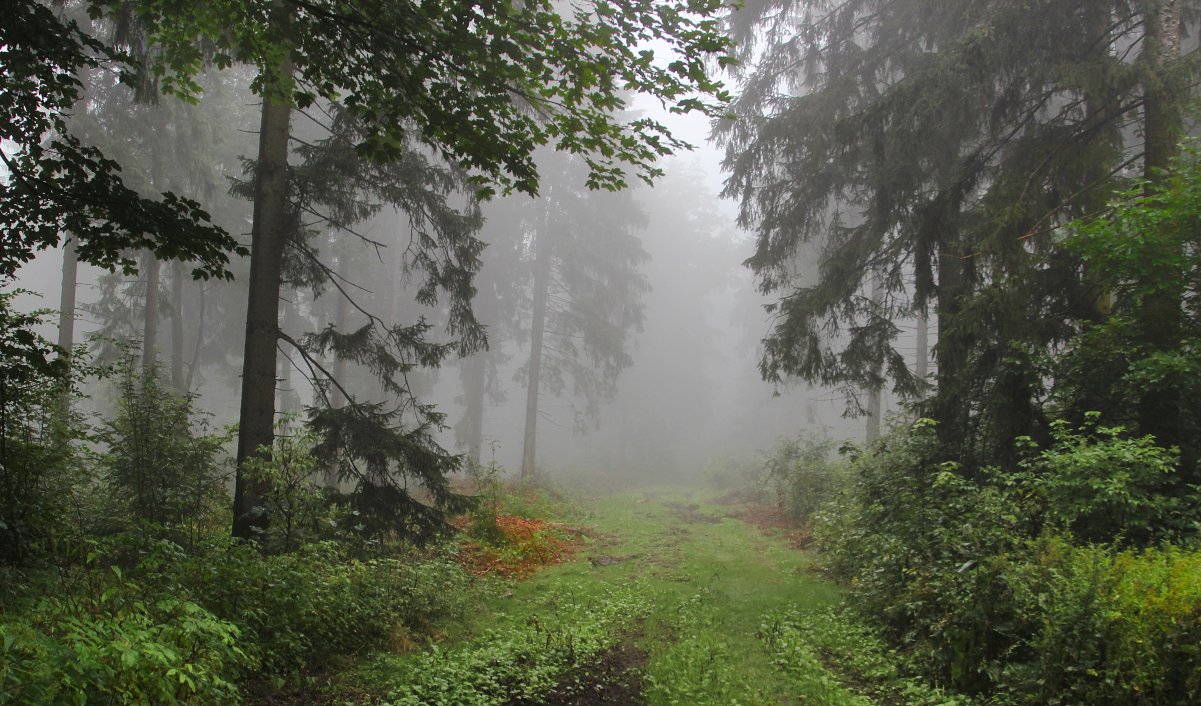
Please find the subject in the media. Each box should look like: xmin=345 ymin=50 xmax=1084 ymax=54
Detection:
xmin=719 ymin=0 xmax=1198 ymax=466
xmin=90 ymin=0 xmax=731 ymax=536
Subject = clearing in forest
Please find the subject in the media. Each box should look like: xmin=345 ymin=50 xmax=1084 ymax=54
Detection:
xmin=340 ymin=490 xmax=961 ymax=706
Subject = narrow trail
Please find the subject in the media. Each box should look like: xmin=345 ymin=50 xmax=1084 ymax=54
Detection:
xmin=349 ymin=490 xmax=952 ymax=706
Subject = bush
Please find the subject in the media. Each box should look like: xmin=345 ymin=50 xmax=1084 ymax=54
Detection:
xmin=762 ymin=432 xmax=847 ymax=524
xmin=815 ymin=416 xmax=1201 ymax=699
xmin=0 ymin=297 xmax=87 ymax=567
xmin=173 ymin=538 xmax=472 ymax=674
xmin=1000 ymin=539 xmax=1201 ymax=706
xmin=0 ymin=564 xmax=246 ymax=705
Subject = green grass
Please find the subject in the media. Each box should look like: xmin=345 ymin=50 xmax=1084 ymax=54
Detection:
xmin=346 ymin=486 xmax=943 ymax=705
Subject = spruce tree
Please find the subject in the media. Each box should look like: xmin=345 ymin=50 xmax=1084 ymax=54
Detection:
xmin=720 ymin=0 xmax=1193 ymax=466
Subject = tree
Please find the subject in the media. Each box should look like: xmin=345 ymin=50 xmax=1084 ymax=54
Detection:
xmin=718 ymin=0 xmax=1193 ymax=467
xmin=502 ymin=152 xmax=650 ymax=478
xmin=114 ymin=0 xmax=730 ymax=536
xmin=2 ymin=0 xmax=245 ymax=376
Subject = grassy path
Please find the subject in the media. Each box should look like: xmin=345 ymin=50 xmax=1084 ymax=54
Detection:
xmin=348 ymin=489 xmax=960 ymax=706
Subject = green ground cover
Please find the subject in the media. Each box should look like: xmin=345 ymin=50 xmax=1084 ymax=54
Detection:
xmin=348 ymin=488 xmax=958 ymax=706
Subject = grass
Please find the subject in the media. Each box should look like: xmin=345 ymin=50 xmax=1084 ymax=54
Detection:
xmin=342 ymin=485 xmax=946 ymax=705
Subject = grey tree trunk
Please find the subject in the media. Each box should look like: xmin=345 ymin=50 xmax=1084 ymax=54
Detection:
xmin=460 ymin=352 xmax=486 ymax=468
xmin=57 ymin=237 xmax=79 ymax=416
xmin=866 ymin=269 xmax=883 ymax=443
xmin=171 ymin=261 xmax=186 ymax=392
xmin=915 ymin=307 xmax=928 ymax=382
xmin=57 ymin=238 xmax=78 ymax=359
xmin=141 ymin=252 xmax=161 ymax=376
xmin=233 ymin=58 xmax=294 ymax=539
xmin=324 ymin=256 xmax=352 ymax=490
xmin=520 ymin=225 xmax=552 ymax=480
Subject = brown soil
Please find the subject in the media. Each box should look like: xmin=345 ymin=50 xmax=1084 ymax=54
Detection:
xmin=732 ymin=502 xmax=813 ymax=548
xmin=663 ymin=501 xmax=722 ymax=524
xmin=508 ymin=642 xmax=649 ymax=706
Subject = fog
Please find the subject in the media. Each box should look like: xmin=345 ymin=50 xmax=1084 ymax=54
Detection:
xmin=7 ymin=64 xmax=910 ymax=489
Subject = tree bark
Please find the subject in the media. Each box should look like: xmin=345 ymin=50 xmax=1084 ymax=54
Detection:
xmin=233 ymin=58 xmax=294 ymax=539
xmin=934 ymin=230 xmax=971 ymax=454
xmin=866 ymin=268 xmax=883 ymax=443
xmin=1137 ymin=0 xmax=1184 ymax=454
xmin=520 ymin=219 xmax=552 ymax=480
xmin=915 ymin=307 xmax=928 ymax=383
xmin=324 ymin=254 xmax=352 ymax=490
xmin=170 ymin=261 xmax=186 ymax=392
xmin=460 ymin=352 xmax=486 ymax=468
xmin=57 ymin=237 xmax=78 ymax=416
xmin=141 ymin=251 xmax=161 ymax=376
xmin=58 ymin=238 xmax=78 ymax=361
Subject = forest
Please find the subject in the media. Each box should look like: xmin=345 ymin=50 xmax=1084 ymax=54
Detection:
xmin=3 ymin=0 xmax=1201 ymax=704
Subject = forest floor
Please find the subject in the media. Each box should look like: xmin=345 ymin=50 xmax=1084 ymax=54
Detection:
xmin=293 ymin=489 xmax=957 ymax=706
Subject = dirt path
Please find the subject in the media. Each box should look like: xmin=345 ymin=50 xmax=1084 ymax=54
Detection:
xmin=337 ymin=489 xmax=956 ymax=706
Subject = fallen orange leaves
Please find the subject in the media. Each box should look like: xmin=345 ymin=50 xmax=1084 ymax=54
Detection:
xmin=451 ymin=513 xmax=583 ymax=578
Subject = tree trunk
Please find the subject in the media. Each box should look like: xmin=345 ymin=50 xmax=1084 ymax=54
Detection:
xmin=170 ymin=260 xmax=186 ymax=392
xmin=324 ymin=256 xmax=352 ymax=490
xmin=277 ymin=295 xmax=301 ymax=416
xmin=520 ymin=221 xmax=552 ymax=480
xmin=915 ymin=307 xmax=928 ymax=382
xmin=460 ymin=352 xmax=486 ymax=468
xmin=141 ymin=251 xmax=161 ymax=376
xmin=866 ymin=269 xmax=883 ymax=443
xmin=1137 ymin=0 xmax=1185 ymax=456
xmin=57 ymin=237 xmax=78 ymax=416
xmin=233 ymin=58 xmax=294 ymax=540
xmin=934 ymin=231 xmax=971 ymax=455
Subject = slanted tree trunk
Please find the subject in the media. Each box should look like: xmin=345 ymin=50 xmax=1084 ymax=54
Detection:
xmin=520 ymin=223 xmax=552 ymax=480
xmin=170 ymin=261 xmax=186 ymax=392
xmin=233 ymin=57 xmax=294 ymax=540
xmin=141 ymin=252 xmax=161 ymax=376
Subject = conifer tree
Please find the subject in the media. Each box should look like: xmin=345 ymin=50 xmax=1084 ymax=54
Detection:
xmin=110 ymin=0 xmax=729 ymax=535
xmin=720 ymin=0 xmax=1194 ymax=466
xmin=510 ymin=153 xmax=650 ymax=478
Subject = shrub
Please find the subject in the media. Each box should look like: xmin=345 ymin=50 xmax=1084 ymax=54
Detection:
xmin=174 ymin=538 xmax=472 ymax=674
xmin=0 ymin=565 xmax=246 ymax=705
xmin=0 ymin=297 xmax=87 ymax=567
xmin=1017 ymin=414 xmax=1193 ymax=545
xmin=815 ymin=416 xmax=1201 ymax=698
xmin=1000 ymin=540 xmax=1201 ymax=706
xmin=762 ymin=432 xmax=847 ymax=524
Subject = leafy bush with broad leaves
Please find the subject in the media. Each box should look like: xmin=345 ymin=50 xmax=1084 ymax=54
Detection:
xmin=762 ymin=432 xmax=848 ymax=524
xmin=1015 ymin=413 xmax=1193 ymax=544
xmin=0 ymin=562 xmax=246 ymax=706
xmin=171 ymin=537 xmax=472 ymax=674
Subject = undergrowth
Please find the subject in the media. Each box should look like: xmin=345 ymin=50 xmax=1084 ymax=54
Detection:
xmin=377 ymin=584 xmax=647 ymax=706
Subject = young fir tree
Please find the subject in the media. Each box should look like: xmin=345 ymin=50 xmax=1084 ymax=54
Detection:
xmin=719 ymin=0 xmax=1195 ymax=468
